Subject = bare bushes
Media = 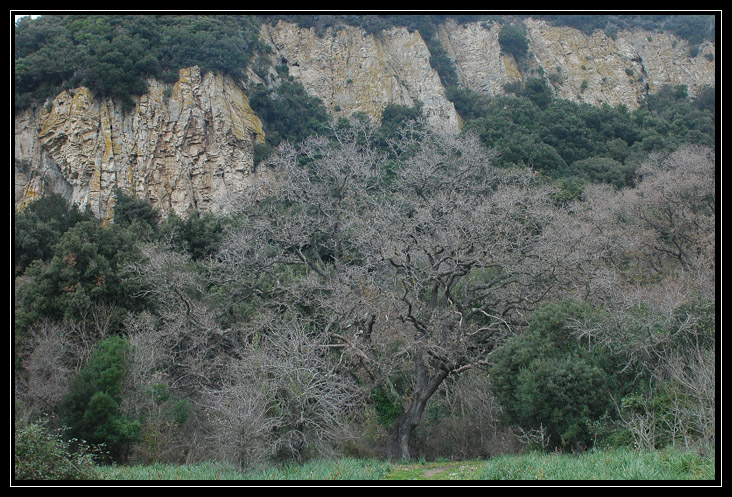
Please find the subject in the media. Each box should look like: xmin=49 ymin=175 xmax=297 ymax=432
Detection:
xmin=15 ymin=316 xmax=112 ymax=425
xmin=206 ymin=314 xmax=365 ymax=467
xmin=412 ymin=370 xmax=519 ymax=460
xmin=570 ymin=145 xmax=716 ymax=451
xmin=125 ymin=246 xmax=364 ymax=468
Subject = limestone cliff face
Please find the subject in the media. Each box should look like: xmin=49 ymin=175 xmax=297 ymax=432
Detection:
xmin=437 ymin=18 xmax=714 ymax=107
xmin=260 ymin=21 xmax=461 ymax=134
xmin=14 ymin=18 xmax=715 ymax=217
xmin=523 ymin=18 xmax=715 ymax=106
xmin=263 ymin=18 xmax=714 ymax=119
xmin=15 ymin=68 xmax=264 ymax=219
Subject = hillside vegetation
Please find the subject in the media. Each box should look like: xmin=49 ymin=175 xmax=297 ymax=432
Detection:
xmin=14 ymin=14 xmax=716 ymax=482
xmin=14 ymin=13 xmax=715 ymax=111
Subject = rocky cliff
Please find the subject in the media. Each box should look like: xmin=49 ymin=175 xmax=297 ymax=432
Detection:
xmin=15 ymin=68 xmax=265 ymax=220
xmin=14 ymin=18 xmax=715 ymax=218
xmin=435 ymin=19 xmax=715 ymax=107
xmin=260 ymin=21 xmax=462 ymax=134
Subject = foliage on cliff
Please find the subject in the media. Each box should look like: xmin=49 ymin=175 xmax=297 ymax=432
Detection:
xmin=15 ymin=14 xmax=715 ymax=112
xmin=266 ymin=13 xmax=715 ymax=44
xmin=450 ymin=82 xmax=714 ymax=187
xmin=14 ymin=14 xmax=263 ymax=110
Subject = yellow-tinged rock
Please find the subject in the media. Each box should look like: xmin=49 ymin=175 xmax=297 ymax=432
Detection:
xmin=15 ymin=66 xmax=265 ymax=218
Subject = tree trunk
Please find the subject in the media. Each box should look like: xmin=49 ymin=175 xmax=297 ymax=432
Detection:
xmin=388 ymin=415 xmax=414 ymax=461
xmin=387 ymin=349 xmax=449 ymax=461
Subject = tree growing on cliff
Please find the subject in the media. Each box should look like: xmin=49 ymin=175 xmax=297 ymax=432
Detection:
xmin=215 ymin=121 xmax=582 ymax=460
xmin=498 ymin=24 xmax=529 ymax=61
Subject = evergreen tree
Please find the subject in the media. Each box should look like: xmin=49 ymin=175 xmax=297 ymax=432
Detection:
xmin=112 ymin=188 xmax=160 ymax=239
xmin=60 ymin=336 xmax=140 ymax=462
xmin=498 ymin=24 xmax=529 ymax=60
xmin=14 ymin=193 xmax=93 ymax=274
xmin=17 ymin=220 xmax=143 ymax=332
xmin=489 ymin=300 xmax=630 ymax=450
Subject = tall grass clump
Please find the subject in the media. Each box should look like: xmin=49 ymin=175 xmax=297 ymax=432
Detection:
xmin=96 ymin=458 xmax=392 ymax=481
xmin=480 ymin=448 xmax=715 ymax=480
xmin=243 ymin=458 xmax=392 ymax=480
xmin=96 ymin=461 xmax=248 ymax=480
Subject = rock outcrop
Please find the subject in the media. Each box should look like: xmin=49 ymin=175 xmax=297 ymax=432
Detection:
xmin=260 ymin=21 xmax=461 ymax=135
xmin=520 ymin=18 xmax=715 ymax=106
xmin=437 ymin=19 xmax=715 ymax=107
xmin=15 ymin=68 xmax=264 ymax=220
xmin=14 ymin=18 xmax=715 ymax=217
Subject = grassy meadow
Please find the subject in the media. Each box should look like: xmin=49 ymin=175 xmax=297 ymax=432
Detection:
xmin=92 ymin=447 xmax=715 ymax=482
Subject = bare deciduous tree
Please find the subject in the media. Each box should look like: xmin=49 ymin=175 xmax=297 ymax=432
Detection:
xmin=15 ymin=321 xmax=78 ymax=421
xmin=124 ymin=245 xmax=250 ymax=463
xmin=15 ymin=311 xmax=119 ymax=424
xmin=126 ymin=242 xmax=363 ymax=466
xmin=206 ymin=312 xmax=364 ymax=467
xmin=218 ymin=122 xmax=582 ymax=460
xmin=412 ymin=369 xmax=512 ymax=459
xmin=577 ymin=145 xmax=715 ymax=285
xmin=128 ymin=245 xmax=244 ymax=396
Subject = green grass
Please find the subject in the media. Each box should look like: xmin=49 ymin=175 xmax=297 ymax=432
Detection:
xmin=96 ymin=461 xmax=250 ymax=480
xmin=93 ymin=448 xmax=714 ymax=481
xmin=96 ymin=458 xmax=393 ymax=481
xmin=244 ymin=458 xmax=393 ymax=480
xmin=479 ymin=448 xmax=716 ymax=481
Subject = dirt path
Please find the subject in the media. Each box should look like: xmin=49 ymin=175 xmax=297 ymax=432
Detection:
xmin=388 ymin=460 xmax=484 ymax=480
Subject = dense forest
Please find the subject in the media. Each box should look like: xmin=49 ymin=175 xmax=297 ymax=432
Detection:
xmin=13 ymin=14 xmax=716 ymax=479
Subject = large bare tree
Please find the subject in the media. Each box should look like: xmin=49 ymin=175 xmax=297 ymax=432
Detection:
xmin=217 ymin=121 xmax=583 ymax=460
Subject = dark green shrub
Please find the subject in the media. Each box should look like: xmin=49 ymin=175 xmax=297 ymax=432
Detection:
xmin=253 ymin=141 xmax=275 ymax=166
xmin=377 ymin=102 xmax=424 ymax=149
xmin=427 ymin=38 xmax=459 ymax=88
xmin=17 ymin=220 xmax=143 ymax=331
xmin=523 ymin=77 xmax=554 ymax=110
xmin=489 ymin=300 xmax=627 ymax=451
xmin=445 ymin=87 xmax=492 ymax=120
xmin=371 ymin=386 xmax=403 ymax=428
xmin=159 ymin=210 xmax=230 ymax=260
xmin=248 ymin=80 xmax=331 ymax=152
xmin=498 ymin=24 xmax=529 ymax=60
xmin=693 ymin=85 xmax=715 ymax=114
xmin=112 ymin=188 xmax=160 ymax=238
xmin=567 ymin=156 xmax=634 ymax=189
xmin=14 ymin=193 xmax=93 ymax=274
xmin=550 ymin=177 xmax=586 ymax=207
